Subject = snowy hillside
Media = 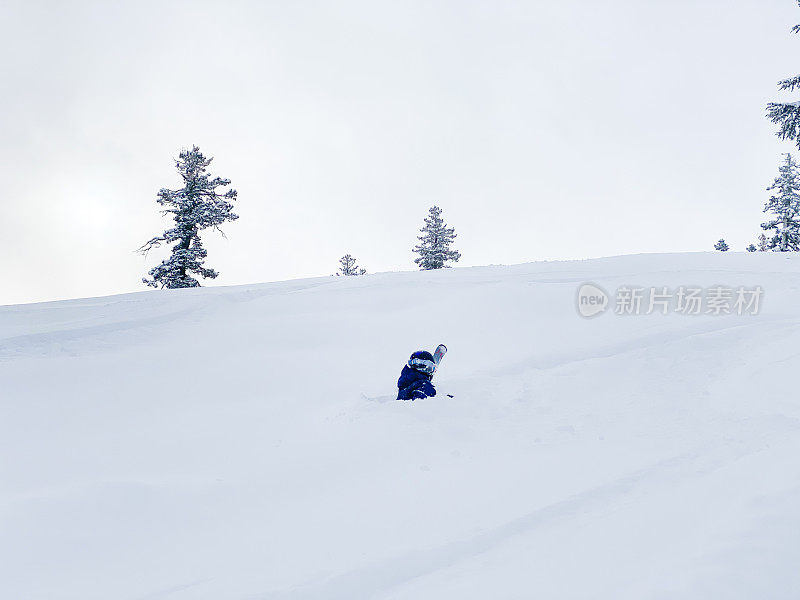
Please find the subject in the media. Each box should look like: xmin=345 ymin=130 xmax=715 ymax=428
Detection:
xmin=3 ymin=253 xmax=800 ymax=600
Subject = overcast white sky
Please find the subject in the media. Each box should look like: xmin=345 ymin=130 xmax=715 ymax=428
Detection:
xmin=1 ymin=0 xmax=798 ymax=305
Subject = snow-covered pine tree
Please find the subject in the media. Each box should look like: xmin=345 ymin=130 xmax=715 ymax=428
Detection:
xmin=746 ymin=244 xmax=757 ymax=252
xmin=140 ymin=146 xmax=238 ymax=288
xmin=413 ymin=206 xmax=461 ymax=270
xmin=758 ymin=233 xmax=770 ymax=251
xmin=767 ymin=2 xmax=800 ymax=148
xmin=714 ymin=239 xmax=730 ymax=252
xmin=337 ymin=254 xmax=366 ymax=276
xmin=761 ymin=153 xmax=800 ymax=252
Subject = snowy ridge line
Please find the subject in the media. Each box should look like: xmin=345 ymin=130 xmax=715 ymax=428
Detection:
xmin=0 ymin=308 xmax=198 ymax=360
xmin=0 ymin=280 xmax=339 ymax=360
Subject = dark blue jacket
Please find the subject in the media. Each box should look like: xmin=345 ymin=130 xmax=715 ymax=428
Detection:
xmin=397 ymin=365 xmax=436 ymax=400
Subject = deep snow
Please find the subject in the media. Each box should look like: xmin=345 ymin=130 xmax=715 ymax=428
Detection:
xmin=2 ymin=253 xmax=800 ymax=599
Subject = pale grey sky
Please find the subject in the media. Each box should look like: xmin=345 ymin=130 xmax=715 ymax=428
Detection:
xmin=1 ymin=0 xmax=798 ymax=305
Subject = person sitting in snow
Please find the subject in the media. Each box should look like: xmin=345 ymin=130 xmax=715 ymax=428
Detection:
xmin=397 ymin=350 xmax=437 ymax=400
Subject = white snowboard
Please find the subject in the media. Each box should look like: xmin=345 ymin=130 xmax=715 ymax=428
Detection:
xmin=432 ymin=344 xmax=447 ymax=375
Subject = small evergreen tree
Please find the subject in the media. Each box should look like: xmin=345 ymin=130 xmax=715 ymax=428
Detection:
xmin=413 ymin=206 xmax=461 ymax=270
xmin=746 ymin=244 xmax=757 ymax=252
xmin=714 ymin=239 xmax=730 ymax=252
xmin=757 ymin=233 xmax=770 ymax=251
xmin=139 ymin=146 xmax=238 ymax=288
xmin=337 ymin=254 xmax=366 ymax=276
xmin=761 ymin=153 xmax=800 ymax=251
xmin=767 ymin=2 xmax=800 ymax=148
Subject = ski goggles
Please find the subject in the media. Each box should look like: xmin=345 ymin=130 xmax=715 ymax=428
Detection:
xmin=408 ymin=358 xmax=436 ymax=374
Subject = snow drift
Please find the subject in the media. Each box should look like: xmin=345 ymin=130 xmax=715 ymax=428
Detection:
xmin=2 ymin=253 xmax=800 ymax=599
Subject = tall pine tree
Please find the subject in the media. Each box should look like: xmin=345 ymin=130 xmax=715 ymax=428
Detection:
xmin=413 ymin=206 xmax=461 ymax=270
xmin=140 ymin=146 xmax=238 ymax=288
xmin=767 ymin=1 xmax=800 ymax=148
xmin=762 ymin=153 xmax=800 ymax=251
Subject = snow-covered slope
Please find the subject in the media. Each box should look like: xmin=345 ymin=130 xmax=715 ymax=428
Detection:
xmin=3 ymin=253 xmax=800 ymax=600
